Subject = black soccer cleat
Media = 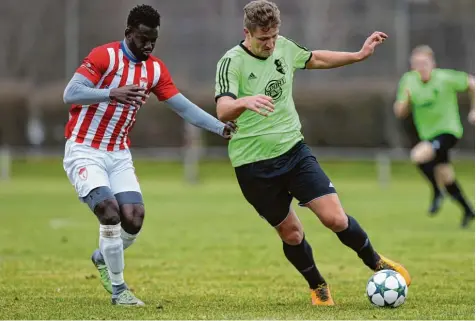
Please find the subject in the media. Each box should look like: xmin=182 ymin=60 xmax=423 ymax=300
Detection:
xmin=461 ymin=210 xmax=475 ymax=228
xmin=428 ymin=193 xmax=444 ymax=216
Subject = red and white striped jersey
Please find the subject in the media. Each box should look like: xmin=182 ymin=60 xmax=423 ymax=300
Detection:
xmin=65 ymin=41 xmax=179 ymax=151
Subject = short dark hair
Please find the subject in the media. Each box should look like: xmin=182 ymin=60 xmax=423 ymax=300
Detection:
xmin=127 ymin=4 xmax=161 ymax=29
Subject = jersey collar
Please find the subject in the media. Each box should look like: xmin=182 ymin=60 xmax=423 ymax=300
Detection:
xmin=239 ymin=41 xmax=268 ymax=61
xmin=121 ymin=40 xmax=140 ymax=63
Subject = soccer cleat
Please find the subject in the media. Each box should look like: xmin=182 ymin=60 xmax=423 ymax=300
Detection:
xmin=375 ymin=255 xmax=412 ymax=287
xmin=112 ymin=289 xmax=145 ymax=306
xmin=310 ymin=284 xmax=335 ymax=306
xmin=91 ymin=249 xmax=112 ymax=294
xmin=461 ymin=210 xmax=475 ymax=228
xmin=428 ymin=193 xmax=444 ymax=216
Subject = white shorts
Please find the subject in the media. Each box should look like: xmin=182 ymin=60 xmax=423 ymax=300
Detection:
xmin=63 ymin=139 xmax=142 ymax=200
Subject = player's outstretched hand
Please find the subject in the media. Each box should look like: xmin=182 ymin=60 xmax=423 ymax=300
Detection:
xmin=110 ymin=85 xmax=149 ymax=107
xmin=241 ymin=94 xmax=275 ymax=117
xmin=359 ymin=31 xmax=388 ymax=60
xmin=468 ymin=109 xmax=475 ymax=125
xmin=222 ymin=121 xmax=238 ymax=140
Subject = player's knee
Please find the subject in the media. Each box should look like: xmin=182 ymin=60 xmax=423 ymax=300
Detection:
xmin=321 ymin=212 xmax=348 ymax=232
xmin=95 ymin=199 xmax=121 ymax=225
xmin=276 ymin=213 xmax=303 ymax=245
xmin=121 ymin=204 xmax=145 ymax=234
xmin=281 ymin=228 xmax=303 ymax=245
xmin=435 ymin=164 xmax=455 ymax=185
xmin=410 ymin=142 xmax=434 ymax=164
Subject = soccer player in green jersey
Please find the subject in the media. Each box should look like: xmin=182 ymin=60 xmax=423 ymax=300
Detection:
xmin=394 ymin=45 xmax=475 ymax=227
xmin=214 ymin=0 xmax=411 ymax=306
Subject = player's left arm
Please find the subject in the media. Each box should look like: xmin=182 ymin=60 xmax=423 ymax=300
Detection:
xmin=447 ymin=70 xmax=475 ymax=124
xmin=305 ymin=31 xmax=388 ymax=69
xmin=152 ymin=62 xmax=236 ymax=138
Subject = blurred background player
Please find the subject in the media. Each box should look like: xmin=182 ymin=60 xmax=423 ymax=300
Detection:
xmin=214 ymin=0 xmax=411 ymax=306
xmin=62 ymin=4 xmax=235 ymax=306
xmin=394 ymin=45 xmax=475 ymax=228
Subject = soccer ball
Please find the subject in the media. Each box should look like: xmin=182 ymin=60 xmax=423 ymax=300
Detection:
xmin=366 ymin=269 xmax=408 ymax=308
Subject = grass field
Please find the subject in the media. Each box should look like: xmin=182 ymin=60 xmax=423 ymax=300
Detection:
xmin=0 ymin=158 xmax=474 ymax=320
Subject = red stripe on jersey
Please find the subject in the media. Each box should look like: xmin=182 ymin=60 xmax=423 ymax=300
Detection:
xmin=91 ymin=51 xmax=120 ymax=149
xmin=106 ymin=56 xmax=131 ymax=151
xmin=119 ymin=63 xmax=142 ymax=149
xmin=75 ymin=105 xmax=99 ymax=143
xmin=65 ymin=105 xmax=82 ymax=139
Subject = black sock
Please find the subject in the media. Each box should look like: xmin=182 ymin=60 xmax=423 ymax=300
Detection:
xmin=336 ymin=215 xmax=380 ymax=270
xmin=445 ymin=181 xmax=473 ymax=213
xmin=418 ymin=161 xmax=441 ymax=197
xmin=282 ymin=235 xmax=326 ymax=289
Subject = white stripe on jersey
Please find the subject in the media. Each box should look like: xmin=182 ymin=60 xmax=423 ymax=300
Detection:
xmin=69 ymin=107 xmax=88 ymax=141
xmin=96 ymin=48 xmax=117 ymax=88
xmin=152 ymin=61 xmax=161 ymax=88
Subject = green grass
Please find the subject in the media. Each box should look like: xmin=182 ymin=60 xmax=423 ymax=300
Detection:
xmin=0 ymin=159 xmax=474 ymax=319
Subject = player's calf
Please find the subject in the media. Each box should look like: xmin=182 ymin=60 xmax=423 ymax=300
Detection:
xmin=410 ymin=142 xmax=435 ymax=164
xmin=276 ymin=210 xmax=327 ymax=291
xmin=307 ymin=194 xmax=381 ymax=270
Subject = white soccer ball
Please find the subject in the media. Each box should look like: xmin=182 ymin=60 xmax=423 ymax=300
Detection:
xmin=366 ymin=269 xmax=408 ymax=308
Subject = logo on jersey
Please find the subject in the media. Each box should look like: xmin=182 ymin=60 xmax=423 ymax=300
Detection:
xmin=265 ymin=77 xmax=286 ymax=101
xmin=78 ymin=167 xmax=88 ymax=180
xmin=248 ymin=72 xmax=257 ymax=80
xmin=139 ymin=77 xmax=148 ymax=89
xmin=80 ymin=62 xmax=96 ymax=76
xmin=274 ymin=58 xmax=288 ymax=75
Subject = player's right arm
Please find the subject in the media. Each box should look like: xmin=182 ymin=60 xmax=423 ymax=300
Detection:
xmin=214 ymin=56 xmax=274 ymax=122
xmin=63 ymin=46 xmax=147 ymax=107
xmin=393 ymin=73 xmax=411 ymax=119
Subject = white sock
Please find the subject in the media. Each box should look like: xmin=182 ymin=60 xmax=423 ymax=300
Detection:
xmin=121 ymin=228 xmax=139 ymax=250
xmin=99 ymin=223 xmax=125 ymax=286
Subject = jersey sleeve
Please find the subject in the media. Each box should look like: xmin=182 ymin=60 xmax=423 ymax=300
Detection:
xmin=444 ymin=69 xmax=469 ymax=92
xmin=151 ymin=61 xmax=180 ymax=101
xmin=214 ymin=55 xmax=240 ymax=102
xmin=283 ymin=37 xmax=312 ymax=70
xmin=396 ymin=73 xmax=411 ymax=102
xmin=76 ymin=46 xmax=110 ymax=85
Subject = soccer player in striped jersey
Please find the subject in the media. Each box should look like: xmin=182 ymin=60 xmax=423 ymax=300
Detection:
xmin=394 ymin=45 xmax=475 ymax=227
xmin=214 ymin=0 xmax=411 ymax=306
xmin=62 ymin=4 xmax=235 ymax=306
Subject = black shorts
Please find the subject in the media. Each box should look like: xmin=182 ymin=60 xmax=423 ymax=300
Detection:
xmin=234 ymin=141 xmax=336 ymax=227
xmin=427 ymin=134 xmax=458 ymax=164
